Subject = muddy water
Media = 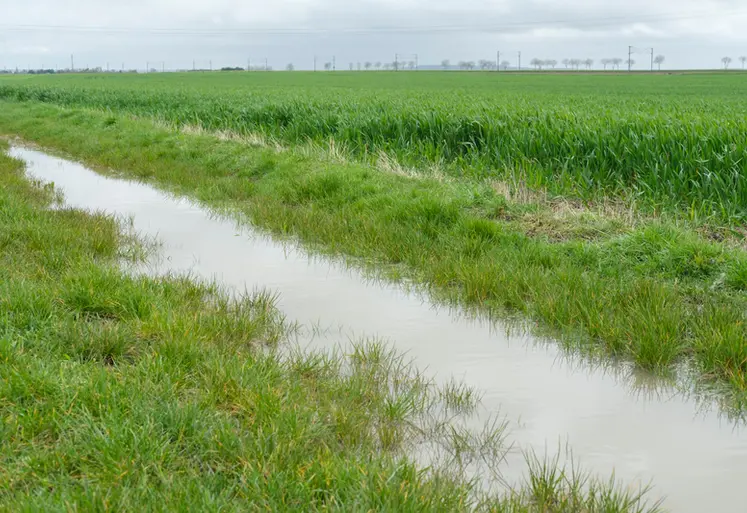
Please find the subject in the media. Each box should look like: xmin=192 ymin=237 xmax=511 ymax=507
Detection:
xmin=13 ymin=146 xmax=747 ymax=512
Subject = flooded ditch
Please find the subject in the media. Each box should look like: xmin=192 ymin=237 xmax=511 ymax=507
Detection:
xmin=11 ymin=145 xmax=747 ymax=512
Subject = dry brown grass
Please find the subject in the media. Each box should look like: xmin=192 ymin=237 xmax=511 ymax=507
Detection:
xmin=490 ymin=177 xmax=641 ymax=242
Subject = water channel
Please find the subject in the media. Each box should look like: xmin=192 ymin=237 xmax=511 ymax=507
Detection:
xmin=12 ymin=146 xmax=747 ymax=512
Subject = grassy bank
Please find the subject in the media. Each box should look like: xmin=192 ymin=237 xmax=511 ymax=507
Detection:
xmin=0 ymin=138 xmax=475 ymax=510
xmin=1 ymin=72 xmax=747 ymax=220
xmin=0 ymin=136 xmax=662 ymax=511
xmin=1 ymin=101 xmax=745 ymax=412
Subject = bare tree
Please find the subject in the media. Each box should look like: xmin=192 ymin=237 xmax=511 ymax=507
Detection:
xmin=562 ymin=58 xmax=570 ymax=69
xmin=324 ymin=62 xmax=331 ymax=71
xmin=441 ymin=59 xmax=450 ymax=70
xmin=375 ymin=62 xmax=382 ymax=70
xmin=654 ymin=55 xmax=665 ymax=71
xmin=365 ymin=61 xmax=372 ymax=71
xmin=722 ymin=56 xmax=732 ymax=69
xmin=626 ymin=59 xmax=635 ymax=69
xmin=601 ymin=58 xmax=610 ymax=70
xmin=408 ymin=60 xmax=416 ymax=70
xmin=285 ymin=63 xmax=294 ymax=71
xmin=583 ymin=58 xmax=593 ymax=70
xmin=500 ymin=60 xmax=511 ymax=70
xmin=740 ymin=56 xmax=747 ymax=69
xmin=530 ymin=58 xmax=543 ymax=70
xmin=569 ymin=58 xmax=582 ymax=70
xmin=611 ymin=58 xmax=623 ymax=70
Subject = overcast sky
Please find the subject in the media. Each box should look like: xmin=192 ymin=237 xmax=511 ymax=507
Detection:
xmin=1 ymin=0 xmax=747 ymax=70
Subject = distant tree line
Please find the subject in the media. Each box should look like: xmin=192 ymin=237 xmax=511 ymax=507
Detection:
xmin=721 ymin=56 xmax=747 ymax=69
xmin=434 ymin=56 xmax=667 ymax=72
xmin=332 ymin=60 xmax=414 ymax=71
xmin=13 ymin=53 xmax=747 ymax=74
xmin=0 ymin=68 xmax=139 ymax=75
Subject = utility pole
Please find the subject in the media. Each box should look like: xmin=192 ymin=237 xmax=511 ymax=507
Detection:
xmin=210 ymin=60 xmax=212 ymax=71
xmin=106 ymin=62 xmax=109 ymax=72
xmin=415 ymin=54 xmax=418 ymax=70
xmin=70 ymin=54 xmax=74 ymax=72
xmin=395 ymin=53 xmax=398 ymax=71
xmin=265 ymin=58 xmax=268 ymax=71
xmin=193 ymin=59 xmax=196 ymax=71
xmin=628 ymin=46 xmax=632 ymax=72
xmin=496 ymin=50 xmax=500 ymax=71
xmin=146 ymin=61 xmax=149 ymax=73
xmin=650 ymin=48 xmax=654 ymax=72
xmin=518 ymin=51 xmax=521 ymax=71
xmin=332 ymin=56 xmax=335 ymax=71
xmin=247 ymin=58 xmax=250 ymax=71
xmin=162 ymin=62 xmax=165 ymax=73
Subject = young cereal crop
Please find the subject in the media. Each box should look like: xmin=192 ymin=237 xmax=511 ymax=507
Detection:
xmin=1 ymin=72 xmax=747 ymax=221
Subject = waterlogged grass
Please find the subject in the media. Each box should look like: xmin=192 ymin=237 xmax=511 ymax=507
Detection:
xmin=0 ymin=140 xmax=461 ymax=509
xmin=0 ymin=139 xmax=664 ymax=511
xmin=1 ymin=72 xmax=747 ymax=220
xmin=1 ymin=102 xmax=745 ymax=410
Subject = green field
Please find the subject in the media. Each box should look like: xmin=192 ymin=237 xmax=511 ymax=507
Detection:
xmin=0 ymin=71 xmax=745 ymax=509
xmin=1 ymin=72 xmax=747 ymax=401
xmin=2 ymin=72 xmax=747 ymax=220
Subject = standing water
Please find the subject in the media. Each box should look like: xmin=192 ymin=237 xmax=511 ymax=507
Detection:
xmin=11 ymin=146 xmax=747 ymax=512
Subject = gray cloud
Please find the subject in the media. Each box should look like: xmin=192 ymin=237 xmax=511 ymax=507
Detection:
xmin=1 ymin=0 xmax=746 ymax=70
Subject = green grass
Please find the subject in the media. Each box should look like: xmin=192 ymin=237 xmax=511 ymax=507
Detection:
xmin=1 ymin=72 xmax=747 ymax=220
xmin=1 ymin=101 xmax=745 ymax=416
xmin=0 ymin=135 xmax=663 ymax=511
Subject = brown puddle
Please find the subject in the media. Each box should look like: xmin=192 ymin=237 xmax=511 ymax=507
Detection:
xmin=12 ymin=145 xmax=747 ymax=513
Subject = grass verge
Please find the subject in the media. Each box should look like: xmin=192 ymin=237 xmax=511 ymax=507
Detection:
xmin=1 ymin=100 xmax=746 ymax=413
xmin=0 ymin=134 xmax=664 ymax=511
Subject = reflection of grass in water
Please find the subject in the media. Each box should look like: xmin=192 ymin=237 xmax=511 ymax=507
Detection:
xmin=505 ymin=450 xmax=664 ymax=513
xmin=0 ymin=141 xmax=664 ymax=511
